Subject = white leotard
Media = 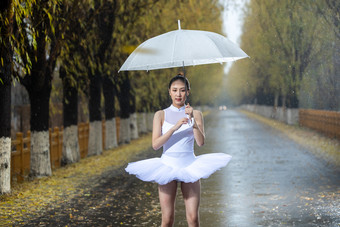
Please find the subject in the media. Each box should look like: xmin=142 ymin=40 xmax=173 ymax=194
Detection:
xmin=162 ymin=105 xmax=194 ymax=154
xmin=125 ymin=104 xmax=232 ymax=185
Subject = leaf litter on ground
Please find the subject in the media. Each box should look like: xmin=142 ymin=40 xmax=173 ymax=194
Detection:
xmin=0 ymin=134 xmax=152 ymax=226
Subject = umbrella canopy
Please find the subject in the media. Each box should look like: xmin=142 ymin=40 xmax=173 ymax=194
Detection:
xmin=119 ymin=21 xmax=248 ymax=72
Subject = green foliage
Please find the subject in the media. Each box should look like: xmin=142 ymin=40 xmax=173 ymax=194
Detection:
xmin=3 ymin=0 xmax=230 ymax=117
xmin=0 ymin=0 xmax=16 ymax=82
xmin=8 ymin=0 xmax=72 ymax=90
xmin=128 ymin=0 xmax=225 ymax=110
xmin=226 ymin=0 xmax=339 ymax=109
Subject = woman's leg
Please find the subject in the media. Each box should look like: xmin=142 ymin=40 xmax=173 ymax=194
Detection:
xmin=159 ymin=181 xmax=178 ymax=227
xmin=181 ymin=181 xmax=200 ymax=227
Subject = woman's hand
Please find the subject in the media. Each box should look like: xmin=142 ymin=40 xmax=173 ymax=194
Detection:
xmin=192 ymin=110 xmax=205 ymax=147
xmin=173 ymin=117 xmax=189 ymax=131
xmin=185 ymin=103 xmax=194 ymax=118
xmin=152 ymin=112 xmax=188 ymax=150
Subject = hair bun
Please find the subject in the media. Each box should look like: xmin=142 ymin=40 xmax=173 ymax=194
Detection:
xmin=168 ymin=74 xmax=190 ymax=90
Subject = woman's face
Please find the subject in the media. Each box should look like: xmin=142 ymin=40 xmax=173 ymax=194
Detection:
xmin=169 ymin=80 xmax=189 ymax=108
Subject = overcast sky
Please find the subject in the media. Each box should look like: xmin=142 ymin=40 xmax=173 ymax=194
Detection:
xmin=220 ymin=0 xmax=248 ymax=73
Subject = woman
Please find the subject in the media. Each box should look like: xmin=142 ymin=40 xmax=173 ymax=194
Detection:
xmin=125 ymin=74 xmax=231 ymax=227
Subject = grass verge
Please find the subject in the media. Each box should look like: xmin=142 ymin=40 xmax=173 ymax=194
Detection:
xmin=240 ymin=110 xmax=340 ymax=168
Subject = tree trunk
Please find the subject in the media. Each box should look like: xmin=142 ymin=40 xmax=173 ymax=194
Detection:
xmin=130 ymin=113 xmax=139 ymax=140
xmin=0 ymin=0 xmax=13 ymax=194
xmin=147 ymin=112 xmax=154 ymax=132
xmin=332 ymin=39 xmax=340 ymax=110
xmin=137 ymin=112 xmax=148 ymax=135
xmin=103 ymin=76 xmax=117 ymax=149
xmin=288 ymin=91 xmax=299 ymax=108
xmin=274 ymin=92 xmax=279 ymax=108
xmin=129 ymin=93 xmax=138 ymax=140
xmin=0 ymin=64 xmax=11 ymax=194
xmin=28 ymin=82 xmax=52 ymax=177
xmin=61 ymin=67 xmax=80 ymax=165
xmin=281 ymin=95 xmax=286 ymax=109
xmin=118 ymin=73 xmax=131 ymax=144
xmin=88 ymin=74 xmax=102 ymax=156
xmin=119 ymin=118 xmax=131 ymax=144
xmin=63 ymin=125 xmax=80 ymax=164
xmin=0 ymin=136 xmax=11 ymax=194
xmin=105 ymin=118 xmax=118 ymax=149
xmin=272 ymin=92 xmax=279 ymax=118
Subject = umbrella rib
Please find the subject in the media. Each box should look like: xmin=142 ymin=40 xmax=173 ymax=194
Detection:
xmin=206 ymin=34 xmax=225 ymax=63
xmin=123 ymin=42 xmax=147 ymax=71
xmin=171 ymin=32 xmax=178 ymax=65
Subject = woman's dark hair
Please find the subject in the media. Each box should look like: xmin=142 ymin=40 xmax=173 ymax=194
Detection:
xmin=168 ymin=74 xmax=190 ymax=90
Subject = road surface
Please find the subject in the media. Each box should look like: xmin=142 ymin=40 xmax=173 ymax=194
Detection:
xmin=23 ymin=110 xmax=340 ymax=226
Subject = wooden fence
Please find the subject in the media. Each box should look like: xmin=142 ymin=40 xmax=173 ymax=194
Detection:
xmin=78 ymin=122 xmax=90 ymax=159
xmin=299 ymin=109 xmax=340 ymax=140
xmin=11 ymin=132 xmax=30 ymax=183
xmin=50 ymin=127 xmax=63 ymax=170
xmin=11 ymin=119 xmax=120 ymax=183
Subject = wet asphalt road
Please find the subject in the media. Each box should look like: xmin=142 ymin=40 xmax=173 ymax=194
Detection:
xmin=23 ymin=110 xmax=340 ymax=226
xmin=195 ymin=110 xmax=340 ymax=227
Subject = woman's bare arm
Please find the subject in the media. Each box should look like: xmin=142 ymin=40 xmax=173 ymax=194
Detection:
xmin=192 ymin=110 xmax=205 ymax=146
xmin=152 ymin=110 xmax=188 ymax=150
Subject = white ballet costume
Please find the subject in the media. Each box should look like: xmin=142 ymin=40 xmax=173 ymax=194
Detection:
xmin=125 ymin=105 xmax=232 ymax=185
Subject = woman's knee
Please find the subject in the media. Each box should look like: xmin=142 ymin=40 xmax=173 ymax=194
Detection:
xmin=186 ymin=211 xmax=199 ymax=226
xmin=159 ymin=181 xmax=177 ymax=227
xmin=162 ymin=213 xmax=175 ymax=226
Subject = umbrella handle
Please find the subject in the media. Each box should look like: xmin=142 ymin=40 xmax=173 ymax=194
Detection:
xmin=182 ymin=61 xmax=188 ymax=105
xmin=187 ymin=114 xmax=193 ymax=127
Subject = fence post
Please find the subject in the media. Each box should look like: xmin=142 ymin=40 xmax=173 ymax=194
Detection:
xmin=16 ymin=132 xmax=24 ymax=182
xmin=299 ymin=109 xmax=340 ymax=140
xmin=26 ymin=131 xmax=31 ymax=178
xmin=85 ymin=122 xmax=89 ymax=157
xmin=102 ymin=120 xmax=105 ymax=150
xmin=60 ymin=126 xmax=63 ymax=164
xmin=49 ymin=128 xmax=53 ymax=168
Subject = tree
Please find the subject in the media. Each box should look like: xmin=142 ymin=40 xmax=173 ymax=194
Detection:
xmin=227 ymin=0 xmax=325 ymax=108
xmin=81 ymin=0 xmax=118 ymax=154
xmin=0 ymin=0 xmax=14 ymax=194
xmin=60 ymin=66 xmax=80 ymax=164
xmin=58 ymin=1 xmax=93 ymax=163
xmin=14 ymin=0 xmax=83 ymax=177
xmin=117 ymin=72 xmax=132 ymax=143
xmin=93 ymin=0 xmax=118 ymax=149
xmin=111 ymin=0 xmax=162 ymax=144
xmin=310 ymin=0 xmax=340 ymax=110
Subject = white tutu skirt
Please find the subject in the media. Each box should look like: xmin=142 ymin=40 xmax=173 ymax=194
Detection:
xmin=125 ymin=152 xmax=232 ymax=185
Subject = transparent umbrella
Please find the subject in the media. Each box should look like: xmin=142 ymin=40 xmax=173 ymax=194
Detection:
xmin=119 ymin=20 xmax=248 ymax=72
xmin=119 ymin=20 xmax=249 ymax=123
